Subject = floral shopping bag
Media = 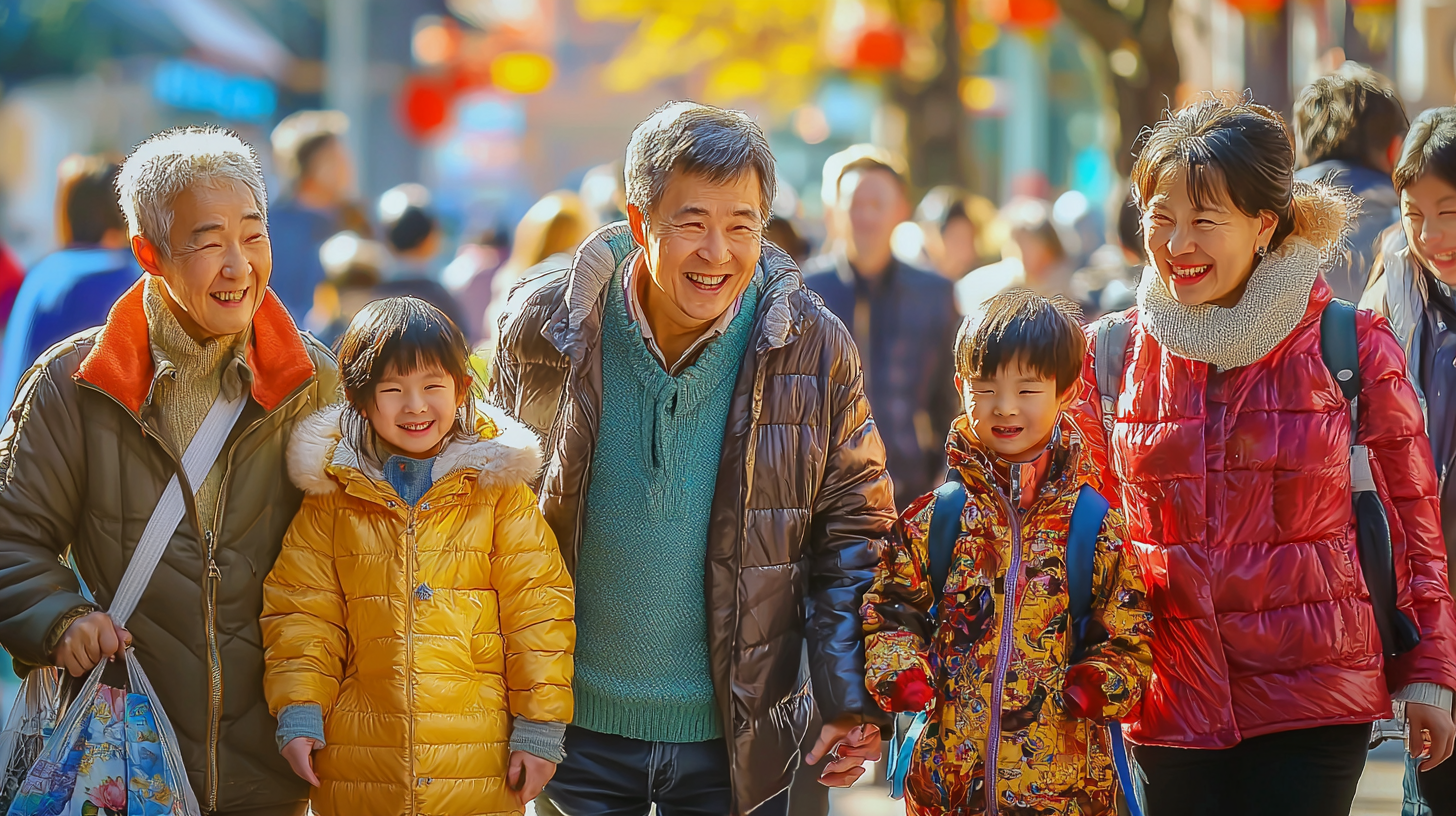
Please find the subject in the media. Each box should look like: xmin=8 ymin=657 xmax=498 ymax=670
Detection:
xmin=4 ymin=653 xmax=196 ymax=816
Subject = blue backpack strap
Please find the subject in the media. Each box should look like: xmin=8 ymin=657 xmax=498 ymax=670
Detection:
xmin=925 ymin=473 xmax=968 ymax=605
xmin=1067 ymin=484 xmax=1110 ymax=639
xmin=1065 ymin=485 xmax=1144 ymax=816
xmin=889 ymin=473 xmax=967 ymax=800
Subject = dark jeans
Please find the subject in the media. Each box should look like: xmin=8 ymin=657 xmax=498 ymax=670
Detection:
xmin=539 ymin=726 xmax=790 ymax=816
xmin=1133 ymin=723 xmax=1371 ymax=816
xmin=1407 ymin=748 xmax=1456 ymax=815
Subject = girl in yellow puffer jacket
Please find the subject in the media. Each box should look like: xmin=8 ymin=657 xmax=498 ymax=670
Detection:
xmin=261 ymin=297 xmax=574 ymax=816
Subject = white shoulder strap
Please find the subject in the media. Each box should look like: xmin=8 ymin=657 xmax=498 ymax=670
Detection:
xmin=108 ymin=391 xmax=247 ymax=628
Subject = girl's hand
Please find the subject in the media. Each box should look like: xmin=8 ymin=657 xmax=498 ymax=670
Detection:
xmin=281 ymin=737 xmax=321 ymax=787
xmin=507 ymin=751 xmax=556 ymax=805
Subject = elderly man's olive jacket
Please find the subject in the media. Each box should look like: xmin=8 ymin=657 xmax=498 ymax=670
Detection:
xmin=0 ymin=280 xmax=339 ymax=813
xmin=490 ymin=224 xmax=896 ymax=813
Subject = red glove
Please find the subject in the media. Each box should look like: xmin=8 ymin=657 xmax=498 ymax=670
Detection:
xmin=884 ymin=665 xmax=936 ymax=712
xmin=1063 ymin=663 xmax=1111 ymax=722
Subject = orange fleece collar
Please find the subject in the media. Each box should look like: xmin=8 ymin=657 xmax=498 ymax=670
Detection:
xmin=76 ymin=278 xmax=315 ymax=415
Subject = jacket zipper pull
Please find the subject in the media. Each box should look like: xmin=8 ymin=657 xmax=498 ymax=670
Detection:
xmin=205 ymin=531 xmax=221 ymax=579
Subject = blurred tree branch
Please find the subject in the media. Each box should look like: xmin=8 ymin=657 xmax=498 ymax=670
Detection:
xmin=1056 ymin=0 xmax=1180 ymax=174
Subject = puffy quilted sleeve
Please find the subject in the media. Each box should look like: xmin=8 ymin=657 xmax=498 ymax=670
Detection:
xmin=862 ymin=494 xmax=938 ymax=714
xmin=1356 ymin=311 xmax=1456 ymax=691
xmin=1068 ymin=507 xmax=1155 ymax=721
xmin=492 ymin=482 xmax=574 ymax=724
xmin=261 ymin=494 xmax=348 ymax=715
xmin=807 ymin=325 xmax=897 ymax=726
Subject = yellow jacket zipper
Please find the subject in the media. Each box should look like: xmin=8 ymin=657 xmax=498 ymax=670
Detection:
xmin=405 ymin=506 xmax=419 ymax=815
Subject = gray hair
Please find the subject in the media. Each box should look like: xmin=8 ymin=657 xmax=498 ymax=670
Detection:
xmin=117 ymin=126 xmax=269 ymax=258
xmin=624 ymin=102 xmax=776 ymax=225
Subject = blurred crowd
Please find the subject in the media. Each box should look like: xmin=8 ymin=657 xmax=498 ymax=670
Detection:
xmin=0 ymin=65 xmax=1405 ymax=509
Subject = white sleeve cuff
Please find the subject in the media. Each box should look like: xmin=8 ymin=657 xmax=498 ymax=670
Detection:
xmin=1393 ymin=683 xmax=1454 ymax=712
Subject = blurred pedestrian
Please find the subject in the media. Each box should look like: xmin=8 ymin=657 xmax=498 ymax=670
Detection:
xmin=441 ymin=225 xmax=509 ymax=344
xmin=481 ymin=190 xmax=595 ymax=355
xmin=1084 ymin=96 xmax=1456 ymax=816
xmin=804 ymin=146 xmax=961 ymax=509
xmin=1360 ymin=106 xmax=1456 ymax=815
xmin=268 ymin=110 xmax=362 ymax=319
xmin=0 ymin=155 xmax=140 ymax=407
xmin=955 ymin=198 xmax=1081 ymax=316
xmin=915 ymin=186 xmax=991 ymax=282
xmin=579 ymin=162 xmax=627 ymax=225
xmin=303 ymin=231 xmax=386 ymax=348
xmin=1294 ymin=62 xmax=1408 ymax=301
xmin=0 ymin=126 xmax=339 ymax=816
xmin=263 ymin=297 xmax=573 ymax=815
xmin=375 ymin=183 xmax=467 ymax=332
xmin=864 ymin=291 xmax=1152 ymax=814
xmin=763 ymin=215 xmax=809 ymax=265
xmin=490 ymin=101 xmax=890 ymax=816
xmin=1069 ymin=189 xmax=1144 ymax=318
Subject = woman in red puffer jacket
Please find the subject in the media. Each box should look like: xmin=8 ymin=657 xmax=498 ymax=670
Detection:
xmin=1077 ymin=96 xmax=1456 ymax=816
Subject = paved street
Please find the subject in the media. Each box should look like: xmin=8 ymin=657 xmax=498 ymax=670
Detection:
xmin=827 ymin=742 xmax=1412 ymax=815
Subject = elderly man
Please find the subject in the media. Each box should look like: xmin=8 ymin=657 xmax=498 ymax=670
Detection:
xmin=0 ymin=127 xmax=338 ymax=816
xmin=491 ymin=102 xmax=893 ymax=815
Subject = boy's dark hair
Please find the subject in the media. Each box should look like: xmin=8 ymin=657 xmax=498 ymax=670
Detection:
xmin=1294 ymin=64 xmax=1408 ymax=172
xmin=385 ymin=205 xmax=436 ymax=253
xmin=61 ymin=159 xmax=124 ymax=245
xmin=955 ymin=290 xmax=1086 ymax=392
xmin=336 ymin=297 xmax=478 ymax=459
xmin=1393 ymin=106 xmax=1456 ymax=192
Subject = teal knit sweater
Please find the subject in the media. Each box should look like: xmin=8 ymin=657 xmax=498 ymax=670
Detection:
xmin=573 ymin=264 xmax=760 ymax=743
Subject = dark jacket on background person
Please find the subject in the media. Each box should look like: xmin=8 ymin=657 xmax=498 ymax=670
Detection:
xmin=802 ymin=255 xmax=960 ymax=509
xmin=0 ymin=280 xmax=339 ymax=813
xmin=489 ymin=224 xmax=896 ymax=814
xmin=1296 ymin=160 xmax=1399 ymax=301
xmin=267 ymin=198 xmax=339 ymax=319
xmin=0 ymin=247 xmax=141 ymax=407
xmin=1364 ymin=226 xmax=1456 ymax=563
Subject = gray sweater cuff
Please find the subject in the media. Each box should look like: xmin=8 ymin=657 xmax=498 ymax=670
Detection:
xmin=1394 ymin=683 xmax=1455 ymax=713
xmin=509 ymin=716 xmax=566 ymax=763
xmin=276 ymin=703 xmax=327 ymax=752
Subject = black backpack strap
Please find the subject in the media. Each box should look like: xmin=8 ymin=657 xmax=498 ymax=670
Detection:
xmin=1092 ymin=314 xmax=1134 ymax=434
xmin=1319 ymin=298 xmax=1360 ymax=434
xmin=926 ymin=471 xmax=968 ymax=607
xmin=1319 ymin=298 xmax=1423 ymax=656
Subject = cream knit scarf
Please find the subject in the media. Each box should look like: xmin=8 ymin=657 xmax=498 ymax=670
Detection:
xmin=1136 ymin=238 xmax=1327 ymax=371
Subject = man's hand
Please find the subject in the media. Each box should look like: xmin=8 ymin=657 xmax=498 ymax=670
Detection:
xmin=507 ymin=751 xmax=556 ymax=805
xmin=54 ymin=611 xmax=130 ymax=677
xmin=1408 ymin=701 xmax=1456 ymax=771
xmin=280 ymin=737 xmax=321 ymax=787
xmin=805 ymin=716 xmax=882 ymax=787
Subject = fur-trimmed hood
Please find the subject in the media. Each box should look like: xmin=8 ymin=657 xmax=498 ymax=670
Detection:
xmin=287 ymin=400 xmax=543 ymax=496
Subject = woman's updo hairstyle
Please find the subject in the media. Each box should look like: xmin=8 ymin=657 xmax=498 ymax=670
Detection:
xmin=1131 ymin=94 xmax=1349 ymax=253
xmin=1392 ymin=107 xmax=1456 ymax=193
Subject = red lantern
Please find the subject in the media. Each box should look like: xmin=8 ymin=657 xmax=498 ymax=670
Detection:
xmin=852 ymin=27 xmax=906 ymax=70
xmin=1005 ymin=0 xmax=1060 ymax=28
xmin=1225 ymin=0 xmax=1285 ymax=16
xmin=400 ymin=76 xmax=452 ymax=138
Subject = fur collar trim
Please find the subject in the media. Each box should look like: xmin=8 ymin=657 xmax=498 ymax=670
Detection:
xmin=287 ymin=401 xmax=543 ymax=496
xmin=1136 ymin=237 xmax=1326 ymax=370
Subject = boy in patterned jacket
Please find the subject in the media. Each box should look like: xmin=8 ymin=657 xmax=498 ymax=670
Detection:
xmin=862 ymin=290 xmax=1153 ymax=815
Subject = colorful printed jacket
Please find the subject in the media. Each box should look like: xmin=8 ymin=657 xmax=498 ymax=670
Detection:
xmin=863 ymin=415 xmax=1153 ymax=815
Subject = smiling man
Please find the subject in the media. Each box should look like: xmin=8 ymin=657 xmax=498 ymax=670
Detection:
xmin=490 ymin=102 xmax=894 ymax=815
xmin=0 ymin=127 xmax=338 ymax=816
